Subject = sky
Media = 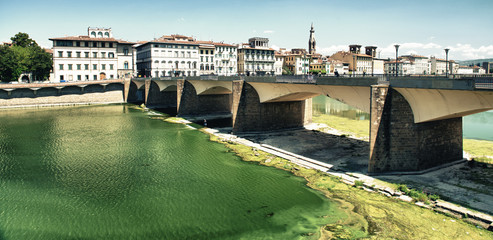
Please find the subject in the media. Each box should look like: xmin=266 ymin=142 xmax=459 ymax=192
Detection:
xmin=1 ymin=0 xmax=493 ymax=61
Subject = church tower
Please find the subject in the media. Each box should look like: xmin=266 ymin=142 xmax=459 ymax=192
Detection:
xmin=308 ymin=23 xmax=316 ymax=54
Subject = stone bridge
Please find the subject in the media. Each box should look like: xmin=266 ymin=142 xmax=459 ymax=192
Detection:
xmin=127 ymin=75 xmax=493 ymax=173
xmin=0 ymin=79 xmax=125 ymax=107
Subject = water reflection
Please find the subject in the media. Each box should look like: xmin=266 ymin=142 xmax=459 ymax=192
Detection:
xmin=463 ymin=110 xmax=493 ymax=141
xmin=313 ymin=95 xmax=493 ymax=141
xmin=313 ymin=95 xmax=370 ymax=120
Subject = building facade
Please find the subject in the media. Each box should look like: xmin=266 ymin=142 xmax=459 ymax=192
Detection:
xmin=50 ymin=27 xmax=135 ymax=82
xmin=237 ymin=37 xmax=275 ymax=76
xmin=330 ymin=45 xmax=375 ymax=75
xmin=213 ymin=43 xmax=238 ymax=76
xmin=135 ymin=35 xmax=199 ymax=77
xmin=198 ymin=42 xmax=215 ymax=75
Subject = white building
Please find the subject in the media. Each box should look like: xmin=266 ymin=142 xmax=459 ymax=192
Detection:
xmin=136 ymin=35 xmax=199 ymax=77
xmin=430 ymin=57 xmax=447 ymax=75
xmin=274 ymin=52 xmax=284 ymax=75
xmin=238 ymin=37 xmax=275 ymax=76
xmin=49 ymin=27 xmax=135 ymax=82
xmin=400 ymin=55 xmax=430 ymax=75
xmin=213 ymin=43 xmax=238 ymax=76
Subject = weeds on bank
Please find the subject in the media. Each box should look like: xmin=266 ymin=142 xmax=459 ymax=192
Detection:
xmin=396 ymin=184 xmax=439 ymax=203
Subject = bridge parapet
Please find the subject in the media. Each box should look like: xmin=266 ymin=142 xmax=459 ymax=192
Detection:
xmin=389 ymin=77 xmax=475 ymax=90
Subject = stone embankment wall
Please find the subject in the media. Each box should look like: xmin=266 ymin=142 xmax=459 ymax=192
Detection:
xmin=0 ymin=81 xmax=124 ymax=108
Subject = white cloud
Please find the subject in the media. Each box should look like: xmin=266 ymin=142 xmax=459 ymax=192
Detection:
xmin=177 ymin=17 xmax=185 ymax=22
xmin=271 ymin=44 xmax=280 ymax=51
xmin=263 ymin=30 xmax=274 ymax=34
xmin=317 ymin=45 xmax=348 ymax=56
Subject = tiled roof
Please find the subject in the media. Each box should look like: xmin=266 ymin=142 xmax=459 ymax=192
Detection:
xmin=49 ymin=35 xmax=135 ymax=44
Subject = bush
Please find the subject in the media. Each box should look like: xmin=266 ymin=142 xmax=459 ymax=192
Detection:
xmin=354 ymin=180 xmax=364 ymax=188
xmin=397 ymin=184 xmax=409 ymax=194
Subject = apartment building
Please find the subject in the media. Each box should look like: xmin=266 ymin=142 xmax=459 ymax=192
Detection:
xmin=135 ymin=35 xmax=199 ymax=77
xmin=237 ymin=37 xmax=275 ymax=76
xmin=49 ymin=27 xmax=135 ymax=82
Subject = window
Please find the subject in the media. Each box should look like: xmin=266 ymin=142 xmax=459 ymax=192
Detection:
xmin=84 ymin=64 xmax=89 ymax=70
xmin=67 ymin=51 xmax=72 ymax=58
xmin=102 ymin=64 xmax=106 ymax=70
xmin=60 ymin=75 xmax=64 ymax=80
xmin=85 ymin=52 xmax=89 ymax=58
xmin=123 ymin=48 xmax=129 ymax=55
xmin=109 ymin=64 xmax=113 ymax=70
xmin=98 ymin=32 xmax=103 ymax=38
xmin=91 ymin=31 xmax=96 ymax=37
xmin=76 ymin=52 xmax=81 ymax=58
xmin=205 ymin=56 xmax=208 ymax=62
xmin=101 ymin=52 xmax=106 ymax=58
xmin=58 ymin=51 xmax=63 ymax=57
xmin=124 ymin=61 xmax=129 ymax=69
xmin=200 ymin=50 xmax=203 ymax=54
xmin=108 ymin=52 xmax=114 ymax=58
xmin=76 ymin=42 xmax=80 ymax=47
xmin=93 ymin=64 xmax=97 ymax=70
xmin=59 ymin=64 xmax=64 ymax=70
xmin=77 ymin=64 xmax=81 ymax=70
xmin=85 ymin=75 xmax=89 ymax=80
xmin=84 ymin=42 xmax=89 ymax=47
xmin=181 ymin=51 xmax=185 ymax=58
xmin=55 ymin=41 xmax=73 ymax=47
xmin=93 ymin=75 xmax=97 ymax=80
xmin=201 ymin=56 xmax=204 ymax=62
xmin=77 ymin=75 xmax=81 ymax=80
xmin=93 ymin=52 xmax=97 ymax=58
xmin=68 ymin=64 xmax=72 ymax=70
xmin=110 ymin=75 xmax=114 ymax=79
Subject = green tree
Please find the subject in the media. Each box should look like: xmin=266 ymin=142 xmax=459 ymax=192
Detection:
xmin=11 ymin=32 xmax=35 ymax=48
xmin=0 ymin=33 xmax=52 ymax=82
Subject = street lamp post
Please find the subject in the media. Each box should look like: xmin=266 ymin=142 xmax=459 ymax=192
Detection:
xmin=444 ymin=48 xmax=450 ymax=77
xmin=394 ymin=44 xmax=400 ymax=77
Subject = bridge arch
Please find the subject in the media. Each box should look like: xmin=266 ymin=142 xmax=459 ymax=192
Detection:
xmin=187 ymin=80 xmax=232 ymax=95
xmin=247 ymin=82 xmax=371 ymax=113
xmin=394 ymin=88 xmax=493 ymax=123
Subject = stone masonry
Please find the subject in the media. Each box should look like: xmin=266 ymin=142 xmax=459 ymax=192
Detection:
xmin=369 ymin=85 xmax=463 ymax=173
xmin=177 ymin=79 xmax=231 ymax=116
xmin=232 ymin=81 xmax=311 ymax=133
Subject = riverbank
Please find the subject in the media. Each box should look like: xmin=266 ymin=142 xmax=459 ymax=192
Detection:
xmin=201 ymin=127 xmax=492 ymax=239
xmin=149 ymin=113 xmax=493 ymax=239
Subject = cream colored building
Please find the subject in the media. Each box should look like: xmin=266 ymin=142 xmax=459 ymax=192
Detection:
xmin=50 ymin=27 xmax=135 ymax=82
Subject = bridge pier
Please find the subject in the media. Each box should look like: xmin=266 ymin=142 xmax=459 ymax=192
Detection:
xmin=232 ymin=81 xmax=312 ymax=133
xmin=177 ymin=79 xmax=231 ymax=116
xmin=369 ymin=85 xmax=463 ymax=173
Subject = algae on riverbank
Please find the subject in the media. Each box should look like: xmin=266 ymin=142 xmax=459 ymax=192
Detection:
xmin=210 ymin=135 xmax=493 ymax=239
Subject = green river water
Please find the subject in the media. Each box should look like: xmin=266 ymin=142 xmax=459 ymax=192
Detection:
xmin=0 ymin=104 xmax=345 ymax=239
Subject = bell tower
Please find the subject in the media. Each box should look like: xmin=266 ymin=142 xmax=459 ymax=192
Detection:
xmin=308 ymin=23 xmax=316 ymax=54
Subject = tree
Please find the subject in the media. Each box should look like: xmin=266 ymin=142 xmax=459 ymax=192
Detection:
xmin=0 ymin=33 xmax=52 ymax=82
xmin=11 ymin=32 xmax=35 ymax=48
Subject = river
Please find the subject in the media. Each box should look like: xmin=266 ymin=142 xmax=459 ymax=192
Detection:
xmin=313 ymin=95 xmax=493 ymax=141
xmin=0 ymin=104 xmax=345 ymax=239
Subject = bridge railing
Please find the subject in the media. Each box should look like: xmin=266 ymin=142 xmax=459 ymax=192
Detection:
xmin=474 ymin=77 xmax=493 ymax=89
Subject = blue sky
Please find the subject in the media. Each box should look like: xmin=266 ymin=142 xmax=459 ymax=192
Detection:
xmin=1 ymin=0 xmax=493 ymax=60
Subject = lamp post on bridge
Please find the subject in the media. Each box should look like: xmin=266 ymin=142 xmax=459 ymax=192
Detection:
xmin=444 ymin=48 xmax=450 ymax=77
xmin=394 ymin=44 xmax=400 ymax=77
